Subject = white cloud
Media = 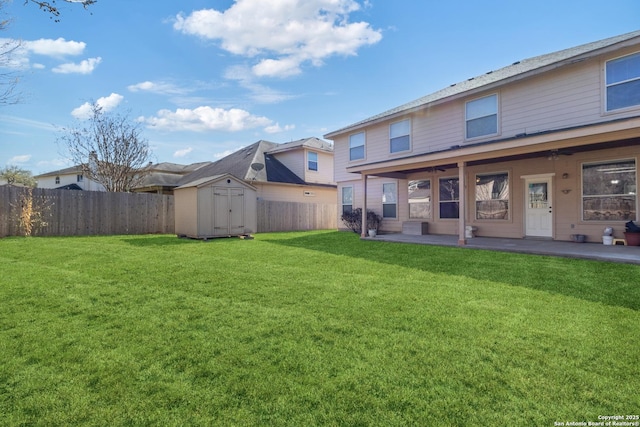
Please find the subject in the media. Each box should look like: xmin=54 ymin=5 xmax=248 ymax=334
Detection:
xmin=141 ymin=106 xmax=273 ymax=132
xmin=9 ymin=155 xmax=31 ymax=164
xmin=173 ymin=147 xmax=193 ymax=158
xmin=52 ymin=57 xmax=102 ymax=74
xmin=264 ymin=123 xmax=295 ymax=134
xmin=223 ymin=65 xmax=296 ymax=103
xmin=71 ymin=93 xmax=124 ymax=119
xmin=174 ymin=0 xmax=382 ymax=78
xmin=0 ymin=37 xmax=91 ymax=71
xmin=24 ymin=38 xmax=86 ymax=57
xmin=128 ymin=80 xmax=188 ymax=95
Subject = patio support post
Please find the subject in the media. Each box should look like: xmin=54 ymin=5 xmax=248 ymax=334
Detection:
xmin=361 ymin=174 xmax=368 ymax=238
xmin=458 ymin=161 xmax=467 ymax=246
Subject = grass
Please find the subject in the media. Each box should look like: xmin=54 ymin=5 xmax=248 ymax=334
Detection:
xmin=0 ymin=231 xmax=638 ymax=426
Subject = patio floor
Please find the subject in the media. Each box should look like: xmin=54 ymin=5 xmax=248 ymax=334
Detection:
xmin=364 ymin=233 xmax=640 ymax=265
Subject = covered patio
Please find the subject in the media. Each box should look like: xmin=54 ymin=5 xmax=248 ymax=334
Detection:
xmin=363 ymin=233 xmax=640 ymax=265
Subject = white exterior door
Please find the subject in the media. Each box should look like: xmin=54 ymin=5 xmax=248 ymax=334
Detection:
xmin=525 ymin=177 xmax=553 ymax=237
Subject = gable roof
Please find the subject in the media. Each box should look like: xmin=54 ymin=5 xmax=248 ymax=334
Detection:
xmin=175 ymin=173 xmax=257 ymax=190
xmin=266 ymin=137 xmax=333 ymax=154
xmin=135 ymin=161 xmax=211 ymax=189
xmin=35 ymin=165 xmax=83 ymax=178
xmin=325 ymin=30 xmax=640 ymax=138
xmin=178 ymin=140 xmax=306 ymax=186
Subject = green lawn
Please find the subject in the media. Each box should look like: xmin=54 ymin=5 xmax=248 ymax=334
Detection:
xmin=1 ymin=231 xmax=638 ymax=426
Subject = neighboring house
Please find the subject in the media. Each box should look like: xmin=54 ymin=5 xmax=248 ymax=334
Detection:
xmin=324 ymin=30 xmax=640 ymax=244
xmin=133 ymin=161 xmax=211 ymax=194
xmin=177 ymin=137 xmax=336 ymax=204
xmin=35 ymin=165 xmax=105 ymax=191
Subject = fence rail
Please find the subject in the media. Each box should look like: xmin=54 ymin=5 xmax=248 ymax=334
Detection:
xmin=1 ymin=186 xmax=337 ymax=237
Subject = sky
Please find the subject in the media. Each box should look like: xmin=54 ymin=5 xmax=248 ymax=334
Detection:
xmin=0 ymin=0 xmax=638 ymax=175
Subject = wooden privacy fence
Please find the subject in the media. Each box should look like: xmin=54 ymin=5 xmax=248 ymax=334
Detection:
xmin=0 ymin=186 xmax=336 ymax=237
xmin=0 ymin=186 xmax=174 ymax=237
xmin=257 ymin=200 xmax=337 ymax=232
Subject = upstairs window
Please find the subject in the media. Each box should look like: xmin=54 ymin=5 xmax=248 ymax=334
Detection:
xmin=466 ymin=94 xmax=498 ymax=139
xmin=55 ymin=176 xmax=60 ymax=184
xmin=390 ymin=119 xmax=410 ymax=153
xmin=606 ymin=52 xmax=640 ymax=111
xmin=307 ymin=151 xmax=318 ymax=171
xmin=349 ymin=132 xmax=365 ymax=161
xmin=77 ymin=174 xmax=83 ymax=183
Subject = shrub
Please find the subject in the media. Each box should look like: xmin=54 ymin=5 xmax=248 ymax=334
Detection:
xmin=341 ymin=208 xmax=382 ymax=234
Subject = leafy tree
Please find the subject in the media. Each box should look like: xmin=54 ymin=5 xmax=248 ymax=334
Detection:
xmin=57 ymin=103 xmax=153 ymax=192
xmin=0 ymin=165 xmax=36 ymax=187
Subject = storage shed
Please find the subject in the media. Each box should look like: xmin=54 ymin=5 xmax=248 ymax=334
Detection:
xmin=174 ymin=174 xmax=257 ymax=239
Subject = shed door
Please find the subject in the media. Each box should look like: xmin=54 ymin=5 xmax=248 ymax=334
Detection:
xmin=213 ymin=187 xmax=245 ymax=236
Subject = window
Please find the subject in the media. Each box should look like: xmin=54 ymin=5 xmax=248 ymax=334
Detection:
xmin=342 ymin=186 xmax=353 ymax=215
xmin=439 ymin=177 xmax=459 ymax=219
xmin=606 ymin=52 xmax=640 ymax=111
xmin=77 ymin=174 xmax=83 ymax=182
xmin=382 ymin=183 xmax=397 ymax=218
xmin=55 ymin=176 xmax=60 ymax=184
xmin=466 ymin=94 xmax=498 ymax=139
xmin=408 ymin=180 xmax=431 ymax=219
xmin=390 ymin=119 xmax=410 ymax=153
xmin=308 ymin=151 xmax=318 ymax=171
xmin=349 ymin=132 xmax=365 ymax=161
xmin=475 ymin=173 xmax=509 ymax=220
xmin=582 ymin=159 xmax=636 ymax=221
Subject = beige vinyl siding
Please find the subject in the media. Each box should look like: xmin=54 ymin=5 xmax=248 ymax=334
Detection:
xmin=174 ymin=186 xmax=198 ymax=237
xmin=255 ymin=183 xmax=336 ymax=204
xmin=305 ymin=150 xmax=335 ymax=184
xmin=272 ymin=150 xmax=304 ymax=180
xmin=334 ymin=135 xmax=363 ymax=183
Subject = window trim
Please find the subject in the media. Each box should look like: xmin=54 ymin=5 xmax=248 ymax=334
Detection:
xmin=474 ymin=171 xmax=510 ymax=221
xmin=465 ymin=93 xmax=499 ymax=140
xmin=349 ymin=131 xmax=366 ymax=161
xmin=382 ymin=182 xmax=398 ymax=219
xmin=581 ymin=158 xmax=637 ymax=222
xmin=438 ymin=176 xmax=460 ymax=220
xmin=341 ymin=186 xmax=354 ymax=216
xmin=604 ymin=51 xmax=640 ymax=113
xmin=307 ymin=151 xmax=318 ymax=172
xmin=389 ymin=119 xmax=411 ymax=154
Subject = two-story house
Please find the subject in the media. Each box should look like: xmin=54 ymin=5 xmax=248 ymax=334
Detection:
xmin=176 ymin=137 xmax=336 ymax=203
xmin=35 ymin=165 xmax=105 ymax=191
xmin=325 ymin=30 xmax=640 ymax=244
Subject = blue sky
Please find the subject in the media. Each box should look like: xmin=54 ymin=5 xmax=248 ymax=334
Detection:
xmin=1 ymin=0 xmax=638 ymax=175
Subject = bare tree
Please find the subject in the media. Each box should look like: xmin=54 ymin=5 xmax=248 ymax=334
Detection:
xmin=58 ymin=103 xmax=153 ymax=192
xmin=0 ymin=165 xmax=36 ymax=186
xmin=26 ymin=0 xmax=96 ymax=22
xmin=0 ymin=1 xmax=21 ymax=106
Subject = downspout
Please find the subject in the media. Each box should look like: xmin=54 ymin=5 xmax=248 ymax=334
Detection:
xmin=361 ymin=174 xmax=368 ymax=238
xmin=458 ymin=161 xmax=467 ymax=245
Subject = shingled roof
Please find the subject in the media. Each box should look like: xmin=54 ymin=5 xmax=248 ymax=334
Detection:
xmin=177 ymin=140 xmax=308 ymax=187
xmin=325 ymin=30 xmax=640 ymax=137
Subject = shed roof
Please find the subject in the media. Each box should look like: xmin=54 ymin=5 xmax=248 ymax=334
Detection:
xmin=324 ymin=30 xmax=640 ymax=138
xmin=174 ymin=173 xmax=257 ymax=190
